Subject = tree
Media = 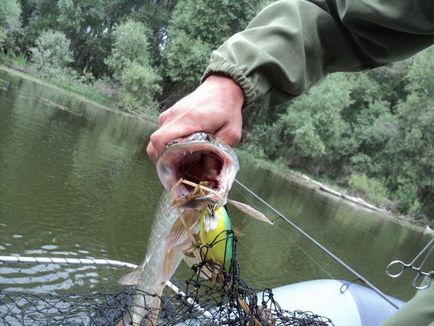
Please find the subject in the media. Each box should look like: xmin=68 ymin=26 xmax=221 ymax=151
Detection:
xmin=132 ymin=0 xmax=178 ymax=66
xmin=106 ymin=20 xmax=161 ymax=112
xmin=121 ymin=61 xmax=161 ymax=112
xmin=161 ymin=0 xmax=262 ymax=103
xmin=384 ymin=48 xmax=434 ymax=219
xmin=105 ymin=20 xmax=152 ymax=77
xmin=18 ymin=0 xmax=59 ymax=56
xmin=19 ymin=0 xmax=146 ymax=76
xmin=0 ymin=0 xmax=21 ymax=54
xmin=30 ymin=30 xmax=73 ymax=77
xmin=245 ymin=73 xmax=354 ymax=176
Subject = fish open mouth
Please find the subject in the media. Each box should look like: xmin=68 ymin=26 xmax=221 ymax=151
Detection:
xmin=156 ymin=133 xmax=239 ymax=204
xmin=174 ymin=150 xmax=223 ymax=191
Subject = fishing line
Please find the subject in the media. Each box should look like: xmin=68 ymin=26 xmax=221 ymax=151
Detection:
xmin=294 ymin=240 xmax=336 ymax=280
xmin=234 ymin=178 xmax=400 ymax=310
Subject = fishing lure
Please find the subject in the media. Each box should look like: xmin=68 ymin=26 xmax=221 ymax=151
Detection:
xmin=199 ymin=205 xmax=233 ymax=271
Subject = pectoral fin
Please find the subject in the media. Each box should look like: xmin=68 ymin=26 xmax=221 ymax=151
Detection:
xmin=228 ymin=199 xmax=274 ymax=225
xmin=165 ymin=210 xmax=199 ymax=254
xmin=118 ymin=267 xmax=144 ymax=286
xmin=163 ymin=246 xmax=183 ymax=281
xmin=182 ymin=252 xmax=213 ymax=280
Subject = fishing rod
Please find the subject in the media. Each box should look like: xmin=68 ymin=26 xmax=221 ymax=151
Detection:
xmin=234 ymin=178 xmax=400 ymax=310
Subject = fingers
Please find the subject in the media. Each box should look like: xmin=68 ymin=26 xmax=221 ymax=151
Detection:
xmin=215 ymin=119 xmax=242 ymax=147
xmin=146 ymin=141 xmax=158 ymax=163
xmin=158 ymin=110 xmax=169 ymax=127
xmin=146 ymin=75 xmax=245 ymax=163
xmin=147 ymin=122 xmax=199 ymax=162
xmin=148 ymin=107 xmax=242 ymax=162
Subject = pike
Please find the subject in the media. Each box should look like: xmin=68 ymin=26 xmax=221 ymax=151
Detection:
xmin=118 ymin=133 xmax=273 ymax=326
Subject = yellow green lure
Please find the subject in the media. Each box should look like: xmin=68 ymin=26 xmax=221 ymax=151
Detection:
xmin=199 ymin=206 xmax=233 ymax=271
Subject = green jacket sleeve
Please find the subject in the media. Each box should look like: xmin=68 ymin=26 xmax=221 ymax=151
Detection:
xmin=203 ymin=0 xmax=434 ymax=107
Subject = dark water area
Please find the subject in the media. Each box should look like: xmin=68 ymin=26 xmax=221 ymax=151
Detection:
xmin=0 ymin=68 xmax=432 ymax=305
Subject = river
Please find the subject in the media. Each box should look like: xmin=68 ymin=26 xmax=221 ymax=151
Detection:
xmin=0 ymin=68 xmax=432 ymax=308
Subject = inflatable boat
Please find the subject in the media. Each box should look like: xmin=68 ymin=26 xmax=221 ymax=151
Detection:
xmin=271 ymin=279 xmax=404 ymax=326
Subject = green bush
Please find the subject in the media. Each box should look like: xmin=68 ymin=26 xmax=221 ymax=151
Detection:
xmin=120 ymin=61 xmax=161 ymax=113
xmin=0 ymin=28 xmax=5 ymax=49
xmin=105 ymin=20 xmax=152 ymax=77
xmin=106 ymin=20 xmax=161 ymax=113
xmin=348 ymin=174 xmax=389 ymax=207
xmin=30 ymin=30 xmax=73 ymax=77
xmin=162 ymin=0 xmax=261 ymax=89
xmin=0 ymin=0 xmax=21 ymax=52
xmin=8 ymin=53 xmax=28 ymax=67
xmin=393 ymin=183 xmax=421 ymax=217
xmin=44 ymin=77 xmax=113 ymax=107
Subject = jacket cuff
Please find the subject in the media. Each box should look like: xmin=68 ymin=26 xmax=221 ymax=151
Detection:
xmin=201 ymin=53 xmax=258 ymax=107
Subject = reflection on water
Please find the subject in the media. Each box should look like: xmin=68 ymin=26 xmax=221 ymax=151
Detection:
xmin=0 ymin=69 xmax=432 ymax=303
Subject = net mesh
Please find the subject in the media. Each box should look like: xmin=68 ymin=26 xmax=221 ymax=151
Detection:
xmin=0 ymin=232 xmax=334 ymax=325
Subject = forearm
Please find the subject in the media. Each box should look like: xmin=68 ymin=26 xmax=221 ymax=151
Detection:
xmin=203 ymin=0 xmax=434 ymax=108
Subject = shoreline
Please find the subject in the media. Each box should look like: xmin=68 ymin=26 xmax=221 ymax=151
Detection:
xmin=238 ymin=151 xmax=432 ymax=234
xmin=0 ymin=65 xmax=157 ymax=123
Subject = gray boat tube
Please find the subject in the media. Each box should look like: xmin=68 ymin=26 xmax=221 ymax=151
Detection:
xmin=269 ymin=279 xmax=405 ymax=326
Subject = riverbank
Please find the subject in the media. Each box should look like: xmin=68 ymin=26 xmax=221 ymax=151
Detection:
xmin=1 ymin=65 xmax=428 ymax=232
xmin=0 ymin=65 xmax=154 ymax=121
xmin=237 ymin=150 xmax=431 ymax=233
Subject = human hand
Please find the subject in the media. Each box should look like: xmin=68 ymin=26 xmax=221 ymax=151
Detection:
xmin=146 ymin=75 xmax=245 ymax=162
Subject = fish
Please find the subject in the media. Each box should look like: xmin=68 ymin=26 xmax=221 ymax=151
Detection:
xmin=118 ymin=132 xmax=273 ymax=326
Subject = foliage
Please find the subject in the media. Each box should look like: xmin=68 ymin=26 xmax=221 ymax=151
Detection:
xmin=0 ymin=0 xmax=21 ymax=33
xmin=120 ymin=61 xmax=161 ymax=113
xmin=383 ymin=48 xmax=434 ymax=217
xmin=9 ymin=53 xmax=28 ymax=67
xmin=244 ymin=73 xmax=353 ymax=175
xmin=30 ymin=30 xmax=73 ymax=77
xmin=105 ymin=20 xmax=152 ymax=77
xmin=19 ymin=0 xmax=142 ymax=76
xmin=106 ymin=20 xmax=161 ymax=113
xmin=0 ymin=0 xmax=21 ymax=54
xmin=132 ymin=0 xmax=178 ymax=66
xmin=44 ymin=76 xmax=113 ymax=106
xmin=348 ymin=174 xmax=389 ymax=207
xmin=55 ymin=0 xmax=134 ymax=76
xmin=162 ymin=0 xmax=262 ymax=89
xmin=242 ymin=47 xmax=434 ymax=222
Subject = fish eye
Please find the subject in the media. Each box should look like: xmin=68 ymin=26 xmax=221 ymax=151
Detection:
xmin=159 ymin=163 xmax=170 ymax=175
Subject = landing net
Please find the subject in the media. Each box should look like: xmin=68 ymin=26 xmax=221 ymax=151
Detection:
xmin=0 ymin=233 xmax=333 ymax=325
